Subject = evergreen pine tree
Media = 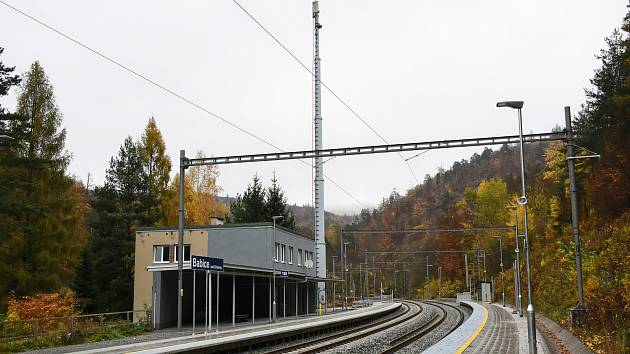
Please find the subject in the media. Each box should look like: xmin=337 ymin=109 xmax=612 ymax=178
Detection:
xmin=574 ymin=11 xmax=630 ymax=212
xmin=230 ymin=174 xmax=266 ymax=223
xmin=265 ymin=173 xmax=296 ymax=229
xmin=0 ymin=60 xmax=87 ymax=305
xmin=79 ymin=137 xmax=148 ymax=311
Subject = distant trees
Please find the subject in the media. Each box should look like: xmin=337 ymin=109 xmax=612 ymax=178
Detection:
xmin=76 ymin=118 xmax=171 ymax=312
xmin=345 ymin=11 xmax=630 ymax=349
xmin=0 ymin=57 xmax=88 ymax=308
xmin=460 ymin=178 xmax=510 ymax=227
xmin=230 ymin=174 xmax=295 ymax=229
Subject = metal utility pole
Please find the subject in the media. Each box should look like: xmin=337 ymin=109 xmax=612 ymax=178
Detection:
xmin=565 ymin=106 xmax=587 ymax=326
xmin=517 ymin=106 xmax=537 ymax=354
xmin=372 ymin=256 xmax=376 ymax=301
xmin=340 ymin=227 xmax=344 ymax=309
xmin=483 ymin=251 xmax=487 ymax=282
xmin=513 ymin=259 xmax=519 ymax=312
xmin=402 ymin=267 xmax=407 ymax=299
xmin=476 ymin=248 xmax=481 ymax=284
xmin=364 ymin=251 xmax=368 ymax=301
xmin=438 ymin=266 xmax=442 ymax=299
xmin=343 ymin=241 xmax=350 ymax=309
xmin=272 ymin=215 xmax=283 ymax=323
xmin=508 ymin=206 xmax=523 ymax=316
xmin=425 ymin=256 xmax=433 ymax=299
xmin=464 ymin=253 xmax=469 ymax=292
xmin=312 ymin=0 xmax=326 ymax=309
xmin=177 ymin=150 xmax=186 ymax=331
xmin=332 ymin=256 xmax=336 ymax=312
xmin=495 ymin=236 xmax=505 ymax=307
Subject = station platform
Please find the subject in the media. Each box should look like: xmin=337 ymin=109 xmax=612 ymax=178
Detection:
xmin=423 ymin=301 xmax=548 ymax=353
xmin=65 ymin=301 xmax=400 ymax=354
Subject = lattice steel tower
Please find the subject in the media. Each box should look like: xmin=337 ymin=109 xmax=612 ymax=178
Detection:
xmin=312 ymin=1 xmax=326 ymax=302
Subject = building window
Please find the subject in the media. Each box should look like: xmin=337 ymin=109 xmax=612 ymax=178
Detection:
xmin=154 ymin=245 xmax=170 ymax=263
xmin=275 ymin=242 xmax=280 ymax=262
xmin=175 ymin=244 xmax=191 ymax=262
xmin=298 ymin=249 xmax=303 ymax=266
xmin=281 ymin=244 xmax=286 ymax=263
xmin=288 ymin=246 xmax=294 ymax=264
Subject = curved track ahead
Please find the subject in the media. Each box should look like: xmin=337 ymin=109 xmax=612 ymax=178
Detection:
xmin=262 ymin=300 xmax=466 ymax=354
xmin=379 ymin=300 xmax=465 ymax=353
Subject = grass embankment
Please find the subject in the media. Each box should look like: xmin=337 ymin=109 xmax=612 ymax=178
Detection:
xmin=0 ymin=321 xmax=151 ymax=353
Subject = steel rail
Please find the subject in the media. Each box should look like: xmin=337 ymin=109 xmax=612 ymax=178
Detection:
xmin=184 ymin=132 xmax=565 ymax=167
xmin=428 ymin=300 xmax=465 ymax=337
xmin=265 ymin=301 xmax=423 ymax=354
xmin=261 ymin=303 xmax=415 ymax=354
xmin=381 ymin=301 xmax=448 ymax=353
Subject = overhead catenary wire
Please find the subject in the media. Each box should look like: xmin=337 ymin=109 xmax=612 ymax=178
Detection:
xmin=232 ymin=0 xmax=421 ymax=185
xmin=0 ymin=0 xmax=367 ymax=209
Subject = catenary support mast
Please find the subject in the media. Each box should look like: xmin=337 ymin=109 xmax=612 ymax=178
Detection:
xmin=312 ymin=1 xmax=326 ymax=306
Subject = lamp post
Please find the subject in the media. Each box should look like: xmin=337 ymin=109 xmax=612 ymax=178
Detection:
xmin=272 ymin=215 xmax=283 ymax=323
xmin=425 ymin=256 xmax=434 ymax=299
xmin=438 ymin=266 xmax=442 ymax=299
xmin=343 ymin=241 xmax=351 ymax=310
xmin=394 ymin=270 xmax=399 ymax=299
xmin=332 ymin=255 xmax=337 ymax=312
xmin=507 ymin=205 xmax=522 ymax=316
xmin=494 ymin=236 xmax=505 ymax=307
xmin=497 ymin=100 xmax=537 ymax=353
xmin=483 ymin=250 xmax=487 ymax=282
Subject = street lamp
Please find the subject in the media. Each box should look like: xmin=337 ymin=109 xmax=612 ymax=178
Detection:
xmin=343 ymin=241 xmax=351 ymax=310
xmin=272 ymin=215 xmax=283 ymax=323
xmin=332 ymin=255 xmax=337 ymax=312
xmin=507 ymin=205 xmax=522 ymax=316
xmin=494 ymin=236 xmax=505 ymax=307
xmin=438 ymin=266 xmax=442 ymax=299
xmin=425 ymin=256 xmax=434 ymax=299
xmin=497 ymin=100 xmax=537 ymax=353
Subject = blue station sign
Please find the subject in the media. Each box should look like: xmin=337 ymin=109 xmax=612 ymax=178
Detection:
xmin=191 ymin=255 xmax=224 ymax=272
xmin=280 ymin=270 xmax=289 ymax=277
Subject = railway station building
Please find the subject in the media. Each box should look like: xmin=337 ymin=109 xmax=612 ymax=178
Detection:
xmin=133 ymin=221 xmax=322 ymax=329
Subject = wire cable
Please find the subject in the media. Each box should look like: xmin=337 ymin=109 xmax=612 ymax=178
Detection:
xmin=0 ymin=0 xmax=367 ymax=208
xmin=232 ymin=0 xmax=421 ymax=185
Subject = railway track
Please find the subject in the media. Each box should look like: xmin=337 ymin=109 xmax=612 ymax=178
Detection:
xmin=380 ymin=300 xmax=465 ymax=353
xmin=261 ymin=300 xmax=465 ymax=354
xmin=262 ymin=301 xmax=421 ymax=354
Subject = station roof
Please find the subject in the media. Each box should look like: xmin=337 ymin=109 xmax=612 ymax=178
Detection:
xmin=137 ymin=222 xmax=314 ymax=240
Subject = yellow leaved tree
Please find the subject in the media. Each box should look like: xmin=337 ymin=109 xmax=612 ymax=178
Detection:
xmin=161 ymin=150 xmax=228 ymax=226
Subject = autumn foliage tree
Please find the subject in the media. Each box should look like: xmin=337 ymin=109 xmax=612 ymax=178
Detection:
xmin=161 ymin=150 xmax=228 ymax=226
xmin=76 ymin=118 xmax=171 ymax=312
xmin=0 ymin=59 xmax=88 ymax=309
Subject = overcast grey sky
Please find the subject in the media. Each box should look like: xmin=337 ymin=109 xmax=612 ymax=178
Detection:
xmin=1 ymin=0 xmax=627 ymax=214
